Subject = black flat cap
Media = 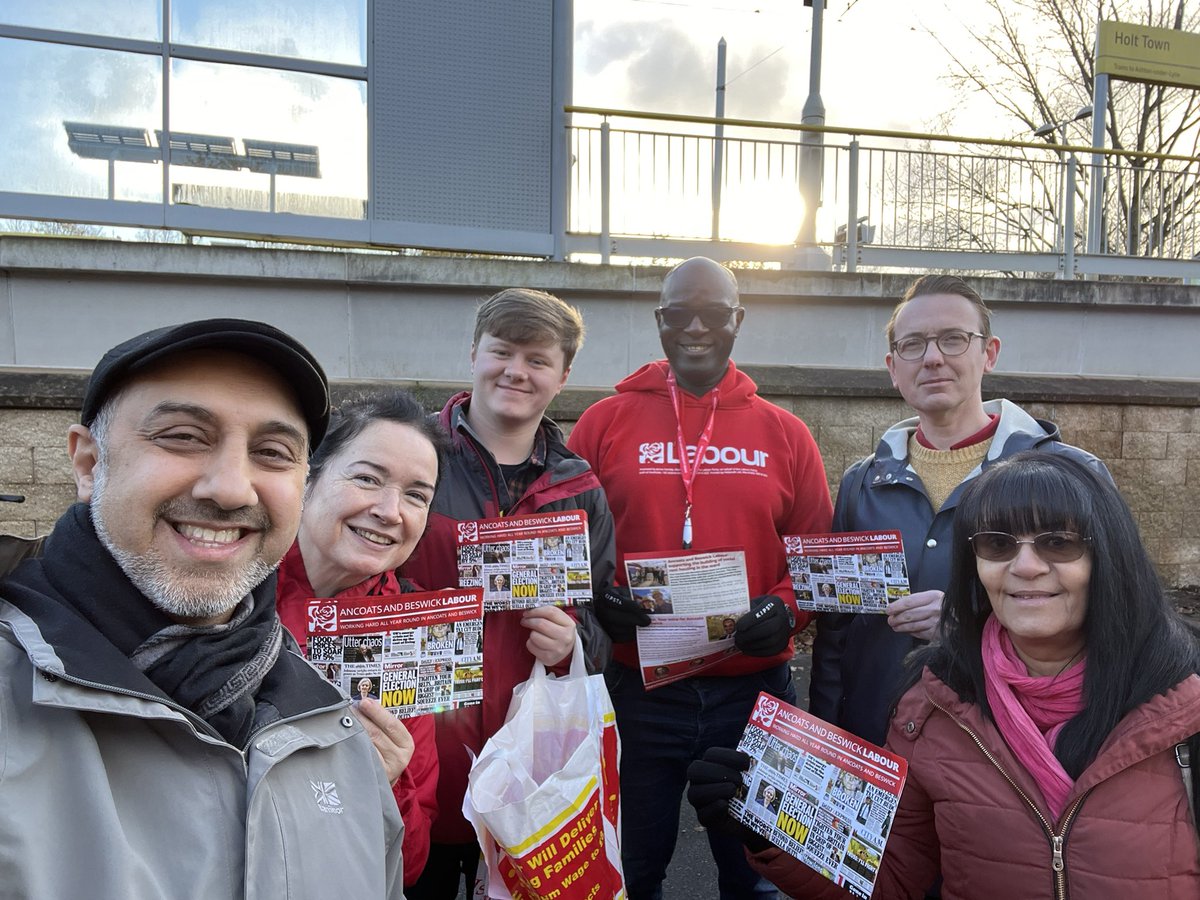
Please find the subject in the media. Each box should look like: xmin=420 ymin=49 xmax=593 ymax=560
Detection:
xmin=81 ymin=318 xmax=330 ymax=448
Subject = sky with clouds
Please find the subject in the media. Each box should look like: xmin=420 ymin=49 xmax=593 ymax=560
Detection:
xmin=0 ymin=0 xmax=1057 ymax=244
xmin=574 ymin=0 xmax=1025 ymax=138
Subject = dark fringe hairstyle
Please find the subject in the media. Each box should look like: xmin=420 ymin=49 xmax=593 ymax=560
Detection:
xmin=906 ymin=451 xmax=1199 ymax=779
xmin=308 ymin=390 xmax=450 ymax=492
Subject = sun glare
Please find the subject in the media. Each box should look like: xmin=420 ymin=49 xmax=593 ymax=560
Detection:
xmin=718 ymin=181 xmax=805 ymax=246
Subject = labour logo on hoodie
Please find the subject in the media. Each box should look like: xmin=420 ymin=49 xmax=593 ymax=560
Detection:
xmin=639 ymin=442 xmax=666 ymax=464
xmin=637 ymin=441 xmax=769 ymax=476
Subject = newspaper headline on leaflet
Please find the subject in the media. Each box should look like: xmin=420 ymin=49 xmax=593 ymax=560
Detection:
xmin=624 ymin=548 xmax=750 ymax=689
xmin=306 ymin=588 xmax=484 ymax=716
xmin=731 ymin=692 xmax=908 ymax=899
xmin=456 ymin=510 xmax=593 ymax=612
xmin=784 ymin=530 xmax=911 ymax=614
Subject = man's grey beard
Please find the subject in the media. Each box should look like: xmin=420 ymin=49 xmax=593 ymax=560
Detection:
xmin=91 ymin=462 xmax=276 ymax=622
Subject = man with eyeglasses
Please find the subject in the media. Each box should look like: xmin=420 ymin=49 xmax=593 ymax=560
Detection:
xmin=569 ymin=256 xmax=833 ymax=900
xmin=809 ymin=274 xmax=1109 ymax=748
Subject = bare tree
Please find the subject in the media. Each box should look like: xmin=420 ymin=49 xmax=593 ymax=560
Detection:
xmin=906 ymin=0 xmax=1200 ymax=262
xmin=0 ymin=218 xmax=107 ymax=238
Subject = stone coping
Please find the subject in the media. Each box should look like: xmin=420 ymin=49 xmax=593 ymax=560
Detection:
xmin=1 ymin=366 xmax=1194 ymax=416
xmin=4 ymin=236 xmax=1200 ymax=310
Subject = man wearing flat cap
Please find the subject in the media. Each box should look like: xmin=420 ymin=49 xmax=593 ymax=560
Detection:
xmin=0 ymin=320 xmax=405 ymax=898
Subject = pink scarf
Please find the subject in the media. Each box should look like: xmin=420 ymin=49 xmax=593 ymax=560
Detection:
xmin=981 ymin=616 xmax=1086 ymax=819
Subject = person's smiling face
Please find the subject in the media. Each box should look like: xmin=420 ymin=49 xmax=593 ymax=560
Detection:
xmin=469 ymin=333 xmax=569 ymax=429
xmin=297 ymin=420 xmax=438 ymax=597
xmin=657 ymin=258 xmax=743 ymax=396
xmin=71 ymin=350 xmax=308 ymax=624
xmin=976 ymin=532 xmax=1092 ymax=674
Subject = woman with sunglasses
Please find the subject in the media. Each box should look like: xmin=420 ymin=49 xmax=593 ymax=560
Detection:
xmin=275 ymin=391 xmax=451 ymax=889
xmin=689 ymin=451 xmax=1200 ymax=898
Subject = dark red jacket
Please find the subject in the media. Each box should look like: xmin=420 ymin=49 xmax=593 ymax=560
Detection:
xmin=275 ymin=542 xmax=439 ymax=886
xmin=751 ymin=668 xmax=1200 ymax=899
xmin=401 ymin=391 xmax=616 ymax=843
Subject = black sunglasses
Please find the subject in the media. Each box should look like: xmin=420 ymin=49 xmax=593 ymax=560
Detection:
xmin=968 ymin=531 xmax=1092 ymax=563
xmin=656 ymin=306 xmax=743 ymax=329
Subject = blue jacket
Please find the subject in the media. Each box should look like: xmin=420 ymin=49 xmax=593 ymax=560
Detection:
xmin=808 ymin=399 xmax=1109 ymax=745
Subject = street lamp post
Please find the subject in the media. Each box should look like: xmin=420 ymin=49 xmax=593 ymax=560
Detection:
xmin=712 ymin=38 xmax=726 ymax=242
xmin=1033 ymin=105 xmax=1093 ymax=276
xmin=1033 ymin=105 xmax=1094 ymax=151
xmin=795 ymin=0 xmax=829 ymax=270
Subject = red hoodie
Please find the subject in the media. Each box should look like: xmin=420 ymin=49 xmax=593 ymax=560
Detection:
xmin=568 ymin=360 xmax=833 ymax=675
xmin=275 ymin=542 xmax=439 ymax=887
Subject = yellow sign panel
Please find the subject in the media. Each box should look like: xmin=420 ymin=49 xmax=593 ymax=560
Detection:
xmin=1096 ymin=20 xmax=1200 ymax=90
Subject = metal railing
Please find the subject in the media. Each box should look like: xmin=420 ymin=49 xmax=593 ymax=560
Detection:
xmin=564 ymin=107 xmax=1200 ymax=280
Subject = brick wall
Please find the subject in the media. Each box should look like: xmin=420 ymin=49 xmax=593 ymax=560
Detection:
xmin=779 ymin=394 xmax=1200 ymax=590
xmin=0 ymin=409 xmax=80 ymax=538
xmin=2 ymin=381 xmax=1196 ymax=588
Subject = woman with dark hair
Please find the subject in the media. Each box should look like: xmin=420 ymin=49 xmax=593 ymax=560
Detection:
xmin=275 ymin=390 xmax=451 ymax=888
xmin=689 ymin=451 xmax=1200 ymax=898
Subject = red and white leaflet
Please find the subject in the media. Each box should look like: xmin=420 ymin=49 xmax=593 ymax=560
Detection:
xmin=624 ymin=548 xmax=750 ymax=690
xmin=455 ymin=511 xmax=593 ymax=612
xmin=306 ymin=588 xmax=484 ymax=717
xmin=783 ymin=530 xmax=911 ymax=614
xmin=730 ymin=693 xmax=908 ymax=899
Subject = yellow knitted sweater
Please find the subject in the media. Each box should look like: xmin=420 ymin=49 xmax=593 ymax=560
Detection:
xmin=908 ymin=437 xmax=992 ymax=513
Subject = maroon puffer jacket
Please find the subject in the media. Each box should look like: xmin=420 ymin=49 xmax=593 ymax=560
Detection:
xmin=751 ymin=668 xmax=1200 ymax=899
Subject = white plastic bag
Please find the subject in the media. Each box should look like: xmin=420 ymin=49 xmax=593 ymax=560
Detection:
xmin=464 ymin=636 xmax=624 ymax=900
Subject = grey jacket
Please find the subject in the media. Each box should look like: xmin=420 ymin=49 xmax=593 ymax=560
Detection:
xmin=0 ymin=572 xmax=405 ymax=899
xmin=809 ymin=399 xmax=1110 ymax=745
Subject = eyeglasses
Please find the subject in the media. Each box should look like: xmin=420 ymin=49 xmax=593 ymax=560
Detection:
xmin=890 ymin=330 xmax=986 ymax=361
xmin=968 ymin=531 xmax=1092 ymax=563
xmin=656 ymin=306 xmax=743 ymax=329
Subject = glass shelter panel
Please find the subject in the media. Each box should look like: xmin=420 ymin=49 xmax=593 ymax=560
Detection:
xmin=0 ymin=38 xmax=163 ymax=202
xmin=0 ymin=0 xmax=161 ymax=41
xmin=167 ymin=59 xmax=366 ymax=218
xmin=171 ymin=0 xmax=366 ymax=66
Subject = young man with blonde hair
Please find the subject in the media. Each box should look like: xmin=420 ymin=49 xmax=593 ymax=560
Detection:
xmin=403 ymin=288 xmax=615 ymax=899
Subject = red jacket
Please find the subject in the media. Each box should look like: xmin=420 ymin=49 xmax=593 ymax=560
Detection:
xmin=567 ymin=360 xmax=833 ymax=675
xmin=275 ymin=542 xmax=439 ymax=886
xmin=401 ymin=392 xmax=616 ymax=843
xmin=751 ymin=668 xmax=1200 ymax=899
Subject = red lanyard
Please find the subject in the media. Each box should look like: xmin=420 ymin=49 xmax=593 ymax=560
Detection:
xmin=666 ymin=371 xmax=720 ymax=549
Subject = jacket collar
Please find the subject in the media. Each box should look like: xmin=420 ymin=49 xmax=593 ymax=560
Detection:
xmin=869 ymin=399 xmax=1060 ymax=491
xmin=1 ymin=510 xmax=343 ymax=729
xmin=441 ymin=390 xmax=560 ymax=459
xmin=898 ymin=667 xmax=1200 ymax=813
xmin=439 ymin=390 xmax=591 ymax=493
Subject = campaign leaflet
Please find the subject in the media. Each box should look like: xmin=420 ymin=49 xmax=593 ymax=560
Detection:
xmin=624 ymin=548 xmax=750 ymax=689
xmin=306 ymin=588 xmax=484 ymax=717
xmin=731 ymin=693 xmax=909 ymax=900
xmin=456 ymin=510 xmax=593 ymax=612
xmin=784 ymin=530 xmax=911 ymax=614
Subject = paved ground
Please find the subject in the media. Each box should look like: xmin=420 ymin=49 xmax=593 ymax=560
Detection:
xmin=658 ymin=627 xmax=815 ymax=899
xmin=461 ymin=589 xmax=1200 ymax=898
xmin=657 ymin=590 xmax=1200 ymax=898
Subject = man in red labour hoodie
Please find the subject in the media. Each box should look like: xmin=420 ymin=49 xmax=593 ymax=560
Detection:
xmin=568 ymin=257 xmax=833 ymax=900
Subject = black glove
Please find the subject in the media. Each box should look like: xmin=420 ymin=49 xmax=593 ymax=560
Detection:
xmin=686 ymin=747 xmax=771 ymax=852
xmin=734 ymin=594 xmax=796 ymax=657
xmin=594 ymin=586 xmax=651 ymax=643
